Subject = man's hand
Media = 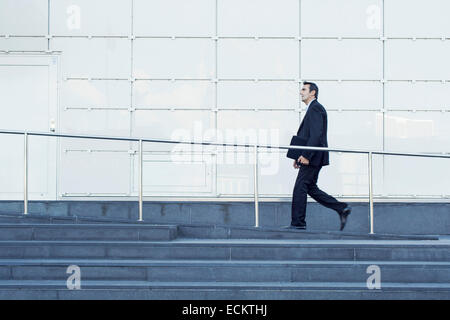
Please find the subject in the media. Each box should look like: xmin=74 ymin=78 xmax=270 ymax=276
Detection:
xmin=293 ymin=160 xmax=300 ymax=169
xmin=298 ymin=156 xmax=309 ymax=165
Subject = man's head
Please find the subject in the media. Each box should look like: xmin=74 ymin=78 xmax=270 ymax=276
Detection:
xmin=301 ymin=81 xmax=318 ymax=104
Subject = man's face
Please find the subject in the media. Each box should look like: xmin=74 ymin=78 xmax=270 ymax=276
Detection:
xmin=300 ymin=84 xmax=314 ymax=102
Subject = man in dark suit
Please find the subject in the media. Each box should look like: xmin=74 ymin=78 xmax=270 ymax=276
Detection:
xmin=286 ymin=82 xmax=351 ymax=231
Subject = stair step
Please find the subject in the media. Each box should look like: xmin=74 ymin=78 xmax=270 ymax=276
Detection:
xmin=1 ymin=285 xmax=449 ymax=300
xmin=0 ymin=213 xmax=145 ymax=225
xmin=0 ymin=219 xmax=439 ymax=241
xmin=0 ymin=239 xmax=449 ymax=261
xmin=3 ymin=258 xmax=450 ymax=266
xmin=0 ymin=280 xmax=449 ymax=290
xmin=0 ymin=212 xmax=440 ymax=241
xmin=1 ymin=288 xmax=450 ymax=299
xmin=0 ymin=206 xmax=448 ymax=300
xmin=177 ymin=224 xmax=439 ymax=240
xmin=0 ymin=259 xmax=449 ymax=283
xmin=0 ymin=224 xmax=178 ymax=241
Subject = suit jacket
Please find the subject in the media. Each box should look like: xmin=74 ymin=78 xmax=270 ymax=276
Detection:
xmin=296 ymin=99 xmax=330 ymax=167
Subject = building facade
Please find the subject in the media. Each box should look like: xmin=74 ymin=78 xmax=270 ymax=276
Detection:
xmin=0 ymin=0 xmax=449 ymax=202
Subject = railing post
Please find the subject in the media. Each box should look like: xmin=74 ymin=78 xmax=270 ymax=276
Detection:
xmin=368 ymin=151 xmax=374 ymax=234
xmin=138 ymin=139 xmax=143 ymax=222
xmin=23 ymin=132 xmax=28 ymax=215
xmin=253 ymin=143 xmax=259 ymax=228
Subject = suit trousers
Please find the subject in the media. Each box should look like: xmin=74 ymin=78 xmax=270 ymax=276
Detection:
xmin=291 ymin=164 xmax=347 ymax=227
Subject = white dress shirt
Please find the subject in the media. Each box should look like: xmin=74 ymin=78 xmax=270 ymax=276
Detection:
xmin=304 ymin=98 xmax=316 ymax=113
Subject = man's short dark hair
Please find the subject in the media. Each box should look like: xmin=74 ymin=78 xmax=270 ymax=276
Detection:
xmin=303 ymin=81 xmax=319 ymax=99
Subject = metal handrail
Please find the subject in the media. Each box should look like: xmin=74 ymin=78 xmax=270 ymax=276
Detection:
xmin=1 ymin=128 xmax=450 ymax=234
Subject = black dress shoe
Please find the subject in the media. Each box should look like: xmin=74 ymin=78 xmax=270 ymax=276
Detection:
xmin=283 ymin=225 xmax=306 ymax=230
xmin=338 ymin=206 xmax=352 ymax=231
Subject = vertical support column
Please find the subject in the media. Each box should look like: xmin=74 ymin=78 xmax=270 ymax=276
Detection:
xmin=381 ymin=0 xmax=386 ymax=198
xmin=253 ymin=143 xmax=259 ymax=227
xmin=298 ymin=0 xmax=302 ymax=123
xmin=23 ymin=132 xmax=28 ymax=215
xmin=129 ymin=0 xmax=135 ymax=197
xmin=138 ymin=139 xmax=143 ymax=222
xmin=213 ymin=0 xmax=219 ymax=197
xmin=368 ymin=151 xmax=374 ymax=234
xmin=47 ymin=0 xmax=50 ymax=51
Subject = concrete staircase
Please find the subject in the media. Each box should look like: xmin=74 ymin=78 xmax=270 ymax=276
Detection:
xmin=0 ymin=213 xmax=449 ymax=299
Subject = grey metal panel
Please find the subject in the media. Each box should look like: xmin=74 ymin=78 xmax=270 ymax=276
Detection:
xmin=134 ymin=0 xmax=215 ymax=36
xmin=386 ymin=40 xmax=450 ymax=80
xmin=133 ymin=80 xmax=214 ymax=110
xmin=386 ymin=82 xmax=450 ymax=110
xmin=302 ymin=39 xmax=382 ymax=80
xmin=0 ymin=38 xmax=47 ymax=51
xmin=0 ymin=55 xmax=57 ymax=200
xmin=301 ymin=0 xmax=382 ymax=37
xmin=217 ymin=81 xmax=298 ymax=110
xmin=385 ymin=0 xmax=450 ymax=37
xmin=0 ymin=0 xmax=48 ymax=36
xmin=50 ymin=0 xmax=131 ymax=36
xmin=133 ymin=38 xmax=215 ymax=79
xmin=62 ymin=80 xmax=131 ymax=108
xmin=315 ymin=81 xmax=383 ymax=110
xmin=218 ymin=0 xmax=298 ymax=36
xmin=0 ymin=0 xmax=449 ymax=201
xmin=218 ymin=39 xmax=298 ymax=79
xmin=51 ymin=38 xmax=131 ymax=78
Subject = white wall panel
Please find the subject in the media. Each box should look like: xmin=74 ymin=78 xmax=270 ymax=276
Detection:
xmin=218 ymin=0 xmax=298 ymax=36
xmin=0 ymin=38 xmax=47 ymax=51
xmin=58 ymin=90 xmax=128 ymax=198
xmin=60 ymin=109 xmax=130 ymax=150
xmin=26 ymin=136 xmax=56 ymax=196
xmin=384 ymin=157 xmax=450 ymax=196
xmin=132 ymin=110 xmax=215 ymax=195
xmin=0 ymin=0 xmax=47 ymax=35
xmin=216 ymin=152 xmax=303 ymax=197
xmin=134 ymin=0 xmax=215 ymax=36
xmin=51 ymin=38 xmax=131 ymax=78
xmin=217 ymin=150 xmax=297 ymax=196
xmin=386 ymin=40 xmax=450 ymax=80
xmin=0 ymin=55 xmax=57 ymax=200
xmin=258 ymin=152 xmax=297 ymax=195
xmin=133 ymin=80 xmax=214 ymax=109
xmin=0 ymin=64 xmax=49 ymax=130
xmin=50 ymin=0 xmax=131 ymax=36
xmin=327 ymin=111 xmax=383 ymax=150
xmin=385 ymin=0 xmax=450 ymax=37
xmin=384 ymin=112 xmax=450 ymax=153
xmin=0 ymin=136 xmax=54 ymax=197
xmin=132 ymin=153 xmax=214 ymax=195
xmin=0 ymin=37 xmax=47 ymax=51
xmin=386 ymin=82 xmax=450 ymax=110
xmin=218 ymin=39 xmax=298 ymax=79
xmin=60 ymin=151 xmax=130 ymax=195
xmin=301 ymin=39 xmax=382 ymax=79
xmin=316 ymin=81 xmax=382 ymax=110
xmin=132 ymin=110 xmax=215 ymax=153
xmin=0 ymin=135 xmax=23 ymax=194
xmin=318 ymin=152 xmax=383 ymax=196
xmin=133 ymin=39 xmax=214 ymax=78
xmin=1 ymin=1 xmax=449 ymax=200
xmin=217 ymin=165 xmax=249 ymax=195
xmin=217 ymin=110 xmax=298 ymax=146
xmin=301 ymin=0 xmax=382 ymax=37
xmin=60 ymin=109 xmax=129 ymax=135
xmin=218 ymin=81 xmax=298 ymax=109
xmin=217 ymin=110 xmax=298 ymax=196
xmin=61 ymin=80 xmax=130 ymax=107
